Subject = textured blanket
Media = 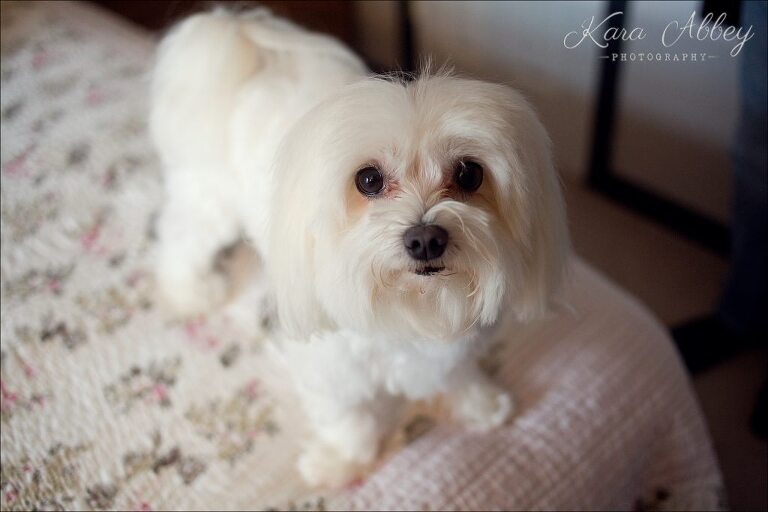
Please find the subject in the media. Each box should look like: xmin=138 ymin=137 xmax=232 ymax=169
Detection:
xmin=0 ymin=2 xmax=724 ymax=510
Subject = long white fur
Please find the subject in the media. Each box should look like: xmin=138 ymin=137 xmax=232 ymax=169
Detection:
xmin=150 ymin=9 xmax=569 ymax=488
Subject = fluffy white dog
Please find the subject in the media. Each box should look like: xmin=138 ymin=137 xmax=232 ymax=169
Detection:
xmin=150 ymin=9 xmax=569 ymax=487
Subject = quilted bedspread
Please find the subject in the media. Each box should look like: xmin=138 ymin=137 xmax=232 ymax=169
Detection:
xmin=0 ymin=2 xmax=724 ymax=510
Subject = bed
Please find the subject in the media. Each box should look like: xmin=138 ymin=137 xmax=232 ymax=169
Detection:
xmin=0 ymin=2 xmax=724 ymax=510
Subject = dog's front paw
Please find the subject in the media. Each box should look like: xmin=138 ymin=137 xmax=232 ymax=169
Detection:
xmin=450 ymin=381 xmax=513 ymax=432
xmin=298 ymin=441 xmax=363 ymax=489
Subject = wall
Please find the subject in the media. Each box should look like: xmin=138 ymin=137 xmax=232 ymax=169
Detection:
xmin=355 ymin=1 xmax=744 ymax=222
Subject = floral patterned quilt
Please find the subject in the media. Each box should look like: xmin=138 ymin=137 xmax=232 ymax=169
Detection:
xmin=0 ymin=2 xmax=724 ymax=510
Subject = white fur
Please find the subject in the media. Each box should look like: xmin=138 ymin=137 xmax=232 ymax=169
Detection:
xmin=150 ymin=9 xmax=569 ymax=488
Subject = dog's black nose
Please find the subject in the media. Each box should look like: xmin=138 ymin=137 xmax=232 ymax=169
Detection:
xmin=403 ymin=224 xmax=449 ymax=261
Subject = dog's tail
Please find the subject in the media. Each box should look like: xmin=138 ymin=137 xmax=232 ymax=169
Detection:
xmin=150 ymin=10 xmax=268 ymax=167
xmin=149 ymin=9 xmax=365 ymax=169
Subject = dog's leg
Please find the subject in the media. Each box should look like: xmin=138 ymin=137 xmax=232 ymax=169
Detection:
xmin=297 ymin=403 xmax=381 ymax=488
xmin=444 ymin=362 xmax=513 ymax=432
xmin=273 ymin=334 xmax=388 ymax=488
xmin=221 ymin=248 xmax=273 ymax=335
xmin=155 ymin=174 xmax=239 ymax=315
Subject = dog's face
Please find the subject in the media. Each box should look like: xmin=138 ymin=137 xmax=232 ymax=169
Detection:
xmin=269 ymin=75 xmax=569 ymax=340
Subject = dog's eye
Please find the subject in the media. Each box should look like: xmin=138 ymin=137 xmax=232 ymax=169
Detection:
xmin=355 ymin=166 xmax=385 ymax=196
xmin=454 ymin=159 xmax=483 ymax=192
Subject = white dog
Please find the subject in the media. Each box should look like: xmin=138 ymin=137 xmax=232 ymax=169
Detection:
xmin=150 ymin=9 xmax=569 ymax=487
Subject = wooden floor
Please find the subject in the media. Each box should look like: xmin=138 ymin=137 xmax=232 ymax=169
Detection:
xmin=564 ymin=178 xmax=767 ymax=511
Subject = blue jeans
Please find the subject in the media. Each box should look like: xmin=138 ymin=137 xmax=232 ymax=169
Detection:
xmin=718 ymin=1 xmax=768 ymax=336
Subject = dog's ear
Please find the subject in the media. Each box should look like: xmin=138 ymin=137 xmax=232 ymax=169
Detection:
xmin=493 ymin=86 xmax=571 ymax=321
xmin=267 ymin=123 xmax=336 ymax=339
xmin=268 ymin=184 xmax=323 ymax=338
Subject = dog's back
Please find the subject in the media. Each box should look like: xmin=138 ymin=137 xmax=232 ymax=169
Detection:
xmin=149 ymin=9 xmax=365 ymax=313
xmin=150 ymin=8 xmax=365 ymax=173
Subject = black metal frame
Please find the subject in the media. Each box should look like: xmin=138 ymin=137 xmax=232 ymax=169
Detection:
xmin=398 ymin=0 xmax=415 ymax=72
xmin=397 ymin=0 xmax=730 ymax=256
xmin=587 ymin=0 xmax=729 ymax=256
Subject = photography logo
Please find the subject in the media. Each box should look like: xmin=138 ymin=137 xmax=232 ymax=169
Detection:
xmin=564 ymin=11 xmax=754 ymax=62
